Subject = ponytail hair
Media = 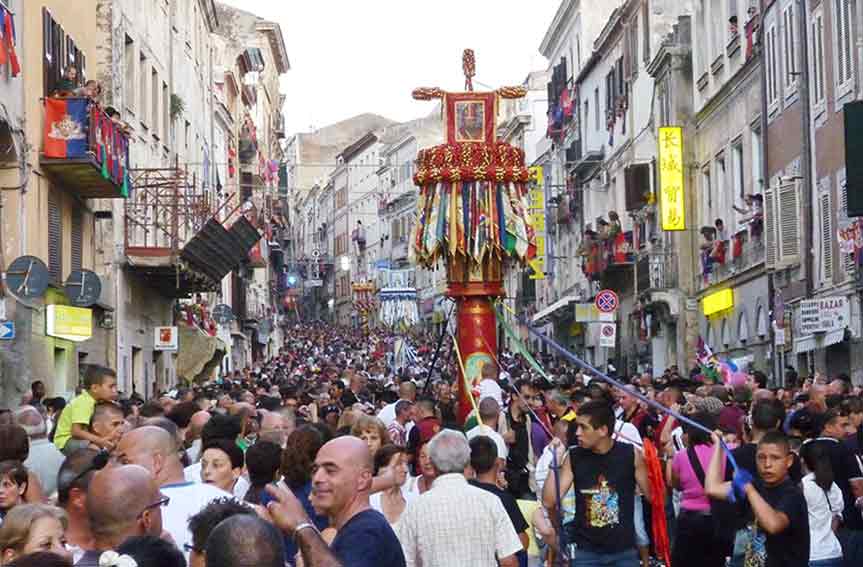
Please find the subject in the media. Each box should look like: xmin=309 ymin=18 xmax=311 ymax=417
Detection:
xmin=801 ymin=440 xmax=834 ymax=492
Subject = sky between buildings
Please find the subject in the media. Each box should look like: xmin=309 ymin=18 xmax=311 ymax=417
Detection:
xmin=220 ymin=0 xmax=559 ymax=135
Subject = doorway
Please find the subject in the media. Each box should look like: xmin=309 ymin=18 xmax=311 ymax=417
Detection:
xmin=53 ymin=348 xmax=68 ymax=395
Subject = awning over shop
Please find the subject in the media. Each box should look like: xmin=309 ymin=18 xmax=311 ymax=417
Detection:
xmin=532 ymin=295 xmax=578 ymax=325
xmin=793 ymin=329 xmax=846 ymax=355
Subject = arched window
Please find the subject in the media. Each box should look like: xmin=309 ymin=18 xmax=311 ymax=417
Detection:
xmin=756 ymin=306 xmax=768 ymax=337
xmin=720 ymin=319 xmax=730 ymax=348
xmin=738 ymin=311 xmax=750 ymax=344
xmin=705 ymin=323 xmax=714 ymax=348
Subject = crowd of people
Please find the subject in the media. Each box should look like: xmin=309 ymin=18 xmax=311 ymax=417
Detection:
xmin=0 ymin=322 xmax=861 ymax=567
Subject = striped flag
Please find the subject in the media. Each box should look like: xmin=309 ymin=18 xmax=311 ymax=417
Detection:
xmin=404 ymin=342 xmax=418 ymax=365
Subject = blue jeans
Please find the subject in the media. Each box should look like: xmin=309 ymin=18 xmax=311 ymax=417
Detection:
xmin=810 ymin=558 xmax=843 ymax=567
xmin=570 ymin=548 xmax=639 ymax=567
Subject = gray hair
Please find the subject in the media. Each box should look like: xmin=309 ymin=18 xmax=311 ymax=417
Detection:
xmin=427 ymin=429 xmax=470 ymax=474
xmin=13 ymin=406 xmax=47 ymax=438
xmin=547 ymin=389 xmax=569 ymax=407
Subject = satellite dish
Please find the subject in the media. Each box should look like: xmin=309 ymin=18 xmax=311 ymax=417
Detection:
xmin=64 ymin=270 xmax=102 ymax=307
xmin=212 ymin=304 xmax=234 ymax=325
xmin=5 ymin=256 xmax=50 ymax=299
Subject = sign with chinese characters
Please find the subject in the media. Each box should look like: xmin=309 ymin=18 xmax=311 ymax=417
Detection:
xmin=702 ymin=288 xmax=734 ymax=316
xmin=799 ymin=296 xmax=850 ymax=335
xmin=528 ymin=166 xmax=546 ymax=280
xmin=154 ymin=326 xmax=179 ymax=351
xmin=658 ymin=126 xmax=685 ymax=231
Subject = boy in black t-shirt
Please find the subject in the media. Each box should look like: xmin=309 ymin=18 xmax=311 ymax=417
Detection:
xmin=706 ymin=430 xmax=809 ymax=567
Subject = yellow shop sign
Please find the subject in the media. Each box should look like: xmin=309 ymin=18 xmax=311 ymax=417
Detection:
xmin=46 ymin=305 xmax=93 ymax=342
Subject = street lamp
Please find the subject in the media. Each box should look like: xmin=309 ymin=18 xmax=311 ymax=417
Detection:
xmin=327 ymin=298 xmax=335 ymax=310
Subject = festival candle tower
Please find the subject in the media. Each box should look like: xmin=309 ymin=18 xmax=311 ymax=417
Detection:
xmin=411 ymin=50 xmax=537 ymax=422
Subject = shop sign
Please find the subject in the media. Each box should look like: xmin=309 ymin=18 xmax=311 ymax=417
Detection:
xmin=528 ymin=165 xmax=546 ymax=280
xmin=575 ymin=303 xmax=615 ymax=322
xmin=702 ymin=289 xmax=733 ymax=316
xmin=46 ymin=305 xmax=92 ymax=342
xmin=658 ymin=126 xmax=685 ymax=231
xmin=154 ymin=326 xmax=178 ymax=351
xmin=799 ymin=296 xmax=850 ymax=335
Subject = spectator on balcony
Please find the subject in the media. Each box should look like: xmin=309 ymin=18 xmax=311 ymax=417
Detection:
xmin=607 ymin=210 xmax=622 ymax=239
xmin=53 ymin=66 xmax=80 ymax=96
xmin=715 ymin=218 xmax=728 ymax=242
xmin=74 ymin=80 xmax=102 ymax=101
xmin=733 ymin=194 xmax=764 ymax=238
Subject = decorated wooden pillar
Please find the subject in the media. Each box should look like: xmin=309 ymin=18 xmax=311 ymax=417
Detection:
xmin=411 ymin=50 xmax=537 ymax=422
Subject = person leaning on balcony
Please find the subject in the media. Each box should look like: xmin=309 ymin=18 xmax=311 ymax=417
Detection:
xmin=53 ymin=66 xmax=79 ymax=96
xmin=73 ymin=80 xmax=102 ymax=102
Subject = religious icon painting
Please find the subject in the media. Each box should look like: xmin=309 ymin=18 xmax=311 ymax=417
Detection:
xmin=444 ymin=92 xmax=497 ymax=145
xmin=455 ymin=101 xmax=485 ymax=142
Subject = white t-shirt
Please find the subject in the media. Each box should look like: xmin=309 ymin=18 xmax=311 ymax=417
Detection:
xmin=613 ymin=420 xmax=643 ymax=449
xmin=377 ymin=399 xmax=414 ymax=436
xmin=184 ymin=461 xmax=250 ymax=500
xmin=161 ymin=481 xmax=233 ymax=559
xmin=478 ymin=379 xmax=503 ymax=407
xmin=466 ymin=424 xmax=509 ymax=461
xmin=802 ymin=473 xmax=844 ymax=561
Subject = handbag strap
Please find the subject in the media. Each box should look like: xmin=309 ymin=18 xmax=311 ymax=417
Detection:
xmin=687 ymin=445 xmax=731 ymax=489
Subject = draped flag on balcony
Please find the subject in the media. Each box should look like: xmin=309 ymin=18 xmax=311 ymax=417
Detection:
xmin=44 ymin=98 xmax=89 ymax=159
xmin=0 ymin=5 xmax=20 ymax=77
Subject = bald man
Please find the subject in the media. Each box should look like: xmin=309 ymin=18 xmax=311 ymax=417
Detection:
xmin=312 ymin=436 xmax=405 ymax=566
xmin=113 ymin=426 xmax=230 ymax=560
xmin=75 ymin=464 xmax=165 ymax=567
xmin=186 ymin=410 xmax=212 ymax=463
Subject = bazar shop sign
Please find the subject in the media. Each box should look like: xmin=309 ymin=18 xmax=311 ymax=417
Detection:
xmin=799 ymin=296 xmax=849 ymax=334
xmin=702 ymin=289 xmax=733 ymax=316
xmin=46 ymin=305 xmax=92 ymax=342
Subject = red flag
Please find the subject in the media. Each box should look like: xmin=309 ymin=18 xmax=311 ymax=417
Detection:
xmin=3 ymin=9 xmax=19 ymax=77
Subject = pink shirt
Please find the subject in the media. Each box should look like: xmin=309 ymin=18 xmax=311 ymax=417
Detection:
xmin=672 ymin=444 xmax=725 ymax=512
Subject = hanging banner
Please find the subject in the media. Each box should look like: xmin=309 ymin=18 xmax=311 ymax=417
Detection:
xmin=657 ymin=126 xmax=685 ymax=231
xmin=528 ymin=166 xmax=546 ymax=280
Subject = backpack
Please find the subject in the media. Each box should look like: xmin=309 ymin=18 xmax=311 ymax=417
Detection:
xmin=687 ymin=446 xmax=737 ymax=552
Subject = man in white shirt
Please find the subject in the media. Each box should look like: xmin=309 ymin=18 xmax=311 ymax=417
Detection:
xmin=14 ymin=405 xmax=65 ymax=497
xmin=466 ymin=397 xmax=509 ymax=466
xmin=398 ymin=430 xmax=521 ymax=567
xmin=378 ymin=380 xmax=417 ymax=427
xmin=113 ymin=426 xmax=232 ymax=560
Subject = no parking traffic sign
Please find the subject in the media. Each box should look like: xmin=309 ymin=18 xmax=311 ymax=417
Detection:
xmin=595 ymin=289 xmax=619 ymax=314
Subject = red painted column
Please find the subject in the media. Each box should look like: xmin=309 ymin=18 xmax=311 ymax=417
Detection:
xmin=449 ymin=282 xmax=503 ymax=423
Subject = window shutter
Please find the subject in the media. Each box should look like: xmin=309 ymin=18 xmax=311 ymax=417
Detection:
xmin=71 ymin=208 xmax=83 ymax=272
xmin=820 ymin=191 xmax=833 ymax=282
xmin=839 ymin=174 xmax=857 ymax=277
xmin=778 ymin=182 xmax=800 ymax=265
xmin=836 ymin=0 xmax=851 ymax=85
xmin=642 ymin=0 xmax=651 ymax=64
xmin=764 ymin=187 xmax=777 ymax=268
xmin=48 ymin=191 xmax=63 ymax=284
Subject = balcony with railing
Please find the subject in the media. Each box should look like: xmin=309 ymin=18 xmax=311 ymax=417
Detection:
xmin=637 ymin=252 xmax=679 ymax=293
xmin=124 ymin=167 xmax=261 ymax=297
xmin=699 ymin=231 xmax=765 ymax=289
xmin=41 ymin=97 xmax=132 ymax=199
